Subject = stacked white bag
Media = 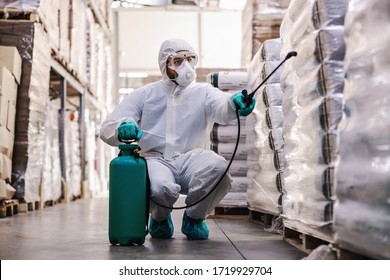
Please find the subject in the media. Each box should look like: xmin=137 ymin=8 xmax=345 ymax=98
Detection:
xmin=246 ymin=38 xmax=284 ymax=216
xmin=335 ymin=0 xmax=390 ymax=259
xmin=207 ymin=71 xmax=250 ymax=208
xmin=279 ymin=0 xmax=346 ymax=239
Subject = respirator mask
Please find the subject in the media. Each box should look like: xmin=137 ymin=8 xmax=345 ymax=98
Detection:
xmin=167 ymin=52 xmax=198 ymax=87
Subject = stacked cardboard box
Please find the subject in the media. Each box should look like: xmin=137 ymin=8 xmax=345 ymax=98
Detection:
xmin=252 ymin=0 xmax=289 ymax=57
xmin=0 ymin=22 xmax=51 ymax=203
xmin=0 ymin=46 xmax=21 ymax=200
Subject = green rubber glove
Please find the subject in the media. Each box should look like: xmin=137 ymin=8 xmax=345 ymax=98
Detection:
xmin=231 ymin=92 xmax=256 ymax=117
xmin=117 ymin=121 xmax=143 ymax=141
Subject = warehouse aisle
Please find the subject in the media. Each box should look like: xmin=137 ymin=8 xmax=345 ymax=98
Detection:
xmin=0 ymin=197 xmax=306 ymax=260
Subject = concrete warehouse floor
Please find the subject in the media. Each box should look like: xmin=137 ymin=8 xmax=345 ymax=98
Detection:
xmin=0 ymin=196 xmax=306 ymax=260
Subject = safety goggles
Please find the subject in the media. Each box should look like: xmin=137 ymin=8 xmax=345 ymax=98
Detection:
xmin=167 ymin=52 xmax=198 ymax=68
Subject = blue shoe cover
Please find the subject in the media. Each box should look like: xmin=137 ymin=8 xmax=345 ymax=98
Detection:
xmin=181 ymin=211 xmax=209 ymax=240
xmin=149 ymin=214 xmax=174 ymax=239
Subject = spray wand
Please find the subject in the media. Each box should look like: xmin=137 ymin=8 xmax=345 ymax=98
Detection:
xmin=241 ymin=51 xmax=297 ymax=107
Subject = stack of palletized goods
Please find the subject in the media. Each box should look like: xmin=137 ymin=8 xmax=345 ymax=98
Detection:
xmin=207 ymin=71 xmax=250 ymax=209
xmin=40 ymin=103 xmax=61 ymax=204
xmin=334 ymin=0 xmax=390 ymax=259
xmin=246 ymin=38 xmax=284 ymax=217
xmin=69 ymin=0 xmax=87 ymax=84
xmin=0 ymin=22 xmax=51 ymax=204
xmin=252 ymin=0 xmax=289 ymax=57
xmin=279 ymin=0 xmax=347 ymax=241
xmin=65 ymin=111 xmax=82 ymax=201
xmin=0 ymin=46 xmax=21 ymax=200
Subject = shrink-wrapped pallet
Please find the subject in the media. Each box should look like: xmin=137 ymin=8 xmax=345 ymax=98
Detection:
xmin=246 ymin=38 xmax=284 ymax=216
xmin=280 ymin=0 xmax=346 ymax=236
xmin=334 ymin=0 xmax=390 ymax=259
xmin=41 ymin=102 xmax=61 ymax=203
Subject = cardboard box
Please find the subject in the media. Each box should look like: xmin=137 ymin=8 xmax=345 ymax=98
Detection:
xmin=0 ymin=153 xmax=11 ymax=180
xmin=0 ymin=67 xmax=17 ymax=103
xmin=0 ymin=67 xmax=18 ymax=132
xmin=6 ymin=101 xmax=16 ymax=133
xmin=0 ymin=179 xmax=15 ymax=199
xmin=0 ymin=125 xmax=10 ymax=156
xmin=0 ymin=46 xmax=22 ymax=84
xmin=0 ymin=93 xmax=7 ymax=127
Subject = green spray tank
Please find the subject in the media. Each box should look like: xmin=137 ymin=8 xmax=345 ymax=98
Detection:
xmin=108 ymin=140 xmax=149 ymax=246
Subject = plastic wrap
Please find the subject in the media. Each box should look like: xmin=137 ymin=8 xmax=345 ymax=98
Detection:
xmin=41 ymin=102 xmax=61 ymax=203
xmin=334 ymin=0 xmax=390 ymax=259
xmin=334 ymin=201 xmax=390 ymax=259
xmin=284 ymin=164 xmax=334 ymax=200
xmin=284 ymin=94 xmax=343 ymax=133
xmin=282 ymin=194 xmax=333 ymax=227
xmin=259 ymin=150 xmax=284 ymax=171
xmin=0 ymin=22 xmax=50 ymax=202
xmin=246 ymin=38 xmax=284 ymax=215
xmin=65 ymin=111 xmax=82 ymax=200
xmin=287 ymin=0 xmax=346 ymax=47
xmin=265 ymin=106 xmax=284 ymax=129
xmin=268 ymin=128 xmax=284 ymax=151
xmin=284 ymin=129 xmax=338 ymax=165
xmin=261 ymin=83 xmax=283 ymax=107
xmin=85 ymin=109 xmax=102 ymax=195
xmin=247 ymin=173 xmax=282 ymax=215
xmin=59 ymin=0 xmax=70 ymax=62
xmin=280 ymin=0 xmax=346 ymax=229
xmin=253 ymin=170 xmax=283 ymax=193
xmin=248 ymin=38 xmax=281 ymax=74
xmin=249 ymin=60 xmax=283 ymax=93
xmin=253 ymin=127 xmax=284 ymax=155
xmin=70 ymin=0 xmax=87 ymax=84
xmin=292 ymin=26 xmax=345 ymax=75
xmin=0 ymin=1 xmax=60 ymax=51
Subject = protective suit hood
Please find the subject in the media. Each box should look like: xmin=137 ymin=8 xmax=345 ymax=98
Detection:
xmin=158 ymin=38 xmax=197 ymax=81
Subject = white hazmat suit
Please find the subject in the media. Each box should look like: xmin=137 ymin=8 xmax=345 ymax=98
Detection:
xmin=100 ymin=38 xmax=237 ymax=221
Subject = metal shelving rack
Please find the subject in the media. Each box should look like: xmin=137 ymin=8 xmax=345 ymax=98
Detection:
xmin=48 ymin=0 xmax=112 ymax=200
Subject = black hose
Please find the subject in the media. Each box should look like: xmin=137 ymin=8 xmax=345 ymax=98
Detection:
xmin=149 ymin=107 xmax=241 ymax=210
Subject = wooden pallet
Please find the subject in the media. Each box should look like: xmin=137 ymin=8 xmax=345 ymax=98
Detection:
xmin=0 ymin=10 xmax=41 ymax=23
xmin=0 ymin=199 xmax=19 ymax=218
xmin=208 ymin=206 xmax=249 ymax=219
xmin=19 ymin=201 xmax=40 ymax=213
xmin=283 ymin=226 xmax=330 ymax=255
xmin=332 ymin=245 xmax=371 ymax=260
xmin=43 ymin=198 xmax=62 ymax=208
xmin=249 ymin=209 xmax=278 ymax=227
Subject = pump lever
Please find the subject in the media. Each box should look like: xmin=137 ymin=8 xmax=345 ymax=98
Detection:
xmin=242 ymin=51 xmax=297 ymax=107
xmin=119 ymin=138 xmax=137 ymax=144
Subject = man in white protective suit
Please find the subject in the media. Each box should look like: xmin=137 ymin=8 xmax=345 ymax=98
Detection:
xmin=100 ymin=38 xmax=255 ymax=240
